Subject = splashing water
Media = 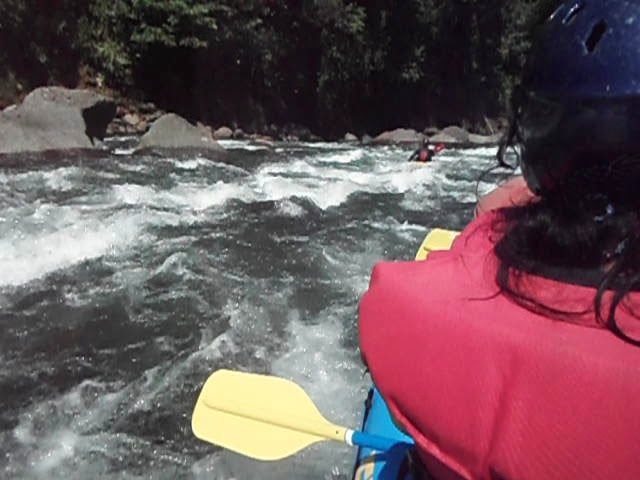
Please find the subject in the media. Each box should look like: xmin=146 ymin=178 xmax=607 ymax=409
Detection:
xmin=0 ymin=140 xmax=507 ymax=479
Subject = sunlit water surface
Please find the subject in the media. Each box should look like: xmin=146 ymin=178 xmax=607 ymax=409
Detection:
xmin=0 ymin=139 xmax=509 ymax=479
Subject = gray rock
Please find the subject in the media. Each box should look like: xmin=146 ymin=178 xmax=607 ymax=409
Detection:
xmin=0 ymin=86 xmax=116 ymax=155
xmin=213 ymin=126 xmax=233 ymax=139
xmin=468 ymin=132 xmax=503 ymax=145
xmin=428 ymin=132 xmax=459 ymax=144
xmin=372 ymin=128 xmax=424 ymax=144
xmin=135 ymin=113 xmax=225 ymax=152
xmin=344 ymin=132 xmax=358 ymax=142
xmin=429 ymin=130 xmax=503 ymax=148
xmin=251 ymin=137 xmax=275 ymax=148
xmin=440 ymin=125 xmax=470 ymax=143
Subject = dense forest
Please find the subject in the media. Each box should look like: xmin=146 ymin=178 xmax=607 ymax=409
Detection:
xmin=0 ymin=0 xmax=558 ymax=138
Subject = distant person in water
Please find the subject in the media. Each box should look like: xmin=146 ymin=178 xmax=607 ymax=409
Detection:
xmin=407 ymin=138 xmax=444 ymax=163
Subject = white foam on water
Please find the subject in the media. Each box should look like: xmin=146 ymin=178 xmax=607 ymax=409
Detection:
xmin=272 ymin=312 xmax=366 ymax=419
xmin=195 ymin=308 xmax=368 ymax=480
xmin=460 ymin=145 xmax=499 ymax=157
xmin=218 ymin=139 xmax=272 ymax=151
xmin=269 ymin=311 xmax=367 ymax=479
xmin=183 ymin=181 xmax=255 ymax=211
xmin=111 ymin=179 xmax=255 ymax=213
xmin=115 ymin=161 xmax=147 ymax=172
xmin=0 ymin=141 xmax=505 ymax=480
xmin=276 ymin=199 xmax=307 ymax=217
xmin=170 ymin=156 xmax=213 ymax=170
xmin=0 ymin=145 xmax=499 ymax=289
xmin=258 ymin=158 xmax=320 ymax=176
xmin=165 ymin=156 xmax=251 ymax=176
xmin=252 ymin=155 xmax=446 ymax=209
xmin=32 ymin=429 xmax=79 ymax=474
xmin=0 ymin=207 xmax=144 ymax=286
xmin=0 ymin=166 xmax=83 ymax=193
xmin=111 ymin=183 xmax=157 ymax=205
xmin=262 ymin=161 xmax=374 ymax=187
xmin=106 ymin=135 xmax=139 ymax=142
xmin=10 ymin=378 xmax=130 ymax=478
xmin=298 ymin=141 xmax=354 ymax=150
xmin=313 ymin=148 xmax=364 ymax=164
xmin=114 ymin=146 xmax=137 ymax=155
xmin=43 ymin=166 xmax=83 ymax=191
xmin=256 ymin=175 xmax=357 ymax=209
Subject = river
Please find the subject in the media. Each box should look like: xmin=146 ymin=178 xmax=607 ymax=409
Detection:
xmin=0 ymin=139 xmax=508 ymax=479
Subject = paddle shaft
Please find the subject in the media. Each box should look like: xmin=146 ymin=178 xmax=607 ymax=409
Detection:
xmin=204 ymin=397 xmax=345 ymax=440
xmin=192 ymin=369 xmax=415 ymax=460
xmin=348 ymin=429 xmax=412 ymax=451
xmin=205 ymin=397 xmax=410 ymax=451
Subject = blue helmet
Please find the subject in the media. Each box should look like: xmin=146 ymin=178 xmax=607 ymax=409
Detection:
xmin=518 ymin=0 xmax=640 ymax=198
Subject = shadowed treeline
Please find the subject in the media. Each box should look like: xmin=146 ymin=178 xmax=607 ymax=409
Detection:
xmin=0 ymin=0 xmax=558 ymax=138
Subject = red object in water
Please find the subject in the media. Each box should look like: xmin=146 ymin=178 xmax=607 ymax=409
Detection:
xmin=434 ymin=143 xmax=446 ymax=153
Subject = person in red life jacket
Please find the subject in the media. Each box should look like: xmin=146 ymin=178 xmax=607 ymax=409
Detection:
xmin=408 ymin=138 xmax=445 ymax=163
xmin=359 ymin=2 xmax=640 ymax=479
xmin=474 ymin=175 xmax=537 ymax=217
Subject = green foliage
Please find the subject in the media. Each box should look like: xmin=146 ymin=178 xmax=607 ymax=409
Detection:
xmin=80 ymin=0 xmax=220 ymax=84
xmin=0 ymin=0 xmax=86 ymax=88
xmin=2 ymin=0 xmax=560 ymax=135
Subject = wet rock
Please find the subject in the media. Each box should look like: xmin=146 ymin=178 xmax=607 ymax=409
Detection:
xmin=251 ymin=137 xmax=275 ymax=148
xmin=213 ymin=126 xmax=233 ymax=139
xmin=468 ymin=132 xmax=503 ymax=145
xmin=430 ymin=128 xmax=502 ymax=148
xmin=0 ymin=86 xmax=116 ymax=155
xmin=372 ymin=128 xmax=424 ymax=144
xmin=440 ymin=125 xmax=470 ymax=143
xmin=429 ymin=131 xmax=459 ymax=145
xmin=134 ymin=113 xmax=225 ymax=153
xmin=123 ymin=112 xmax=142 ymax=127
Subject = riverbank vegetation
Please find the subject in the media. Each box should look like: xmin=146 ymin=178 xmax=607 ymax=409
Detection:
xmin=0 ymin=0 xmax=557 ymax=138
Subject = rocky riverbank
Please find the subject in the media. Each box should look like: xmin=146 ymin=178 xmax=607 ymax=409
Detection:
xmin=0 ymin=86 xmax=504 ymax=159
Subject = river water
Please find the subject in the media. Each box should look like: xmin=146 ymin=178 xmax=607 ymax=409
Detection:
xmin=0 ymin=139 xmax=507 ymax=479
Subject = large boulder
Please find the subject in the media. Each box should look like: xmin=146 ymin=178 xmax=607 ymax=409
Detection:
xmin=468 ymin=132 xmax=503 ymax=145
xmin=430 ymin=126 xmax=502 ymax=148
xmin=440 ymin=125 xmax=470 ymax=143
xmin=429 ymin=131 xmax=460 ymax=145
xmin=430 ymin=130 xmax=503 ymax=148
xmin=372 ymin=128 xmax=424 ymax=144
xmin=213 ymin=126 xmax=233 ymax=139
xmin=135 ymin=113 xmax=225 ymax=153
xmin=0 ymin=87 xmax=116 ymax=155
xmin=344 ymin=132 xmax=359 ymax=142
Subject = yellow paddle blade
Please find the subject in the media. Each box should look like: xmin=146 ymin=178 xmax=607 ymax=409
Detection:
xmin=191 ymin=369 xmax=348 ymax=461
xmin=415 ymin=228 xmax=460 ymax=260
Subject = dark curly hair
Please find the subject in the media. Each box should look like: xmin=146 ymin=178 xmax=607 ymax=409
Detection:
xmin=494 ymin=114 xmax=640 ymax=345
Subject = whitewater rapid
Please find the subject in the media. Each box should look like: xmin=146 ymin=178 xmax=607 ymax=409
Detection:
xmin=0 ymin=140 xmax=507 ymax=479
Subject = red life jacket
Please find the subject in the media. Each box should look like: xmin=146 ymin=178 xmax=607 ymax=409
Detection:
xmin=419 ymin=149 xmax=429 ymax=162
xmin=475 ymin=176 xmax=538 ymax=217
xmin=359 ymin=212 xmax=640 ymax=480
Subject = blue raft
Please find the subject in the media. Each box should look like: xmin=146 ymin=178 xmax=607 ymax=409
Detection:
xmin=352 ymin=228 xmax=459 ymax=479
xmin=352 ymin=388 xmax=415 ymax=480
